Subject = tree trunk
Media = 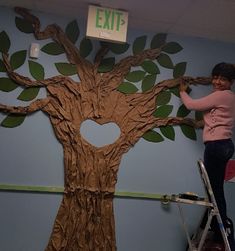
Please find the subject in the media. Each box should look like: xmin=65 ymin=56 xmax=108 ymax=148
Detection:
xmin=46 ymin=190 xmax=116 ymax=251
xmin=44 ymin=141 xmax=122 ymax=251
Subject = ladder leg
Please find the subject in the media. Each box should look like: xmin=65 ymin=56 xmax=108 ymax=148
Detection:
xmin=176 ymin=203 xmax=195 ymax=251
xmin=197 ymin=211 xmax=213 ymax=251
xmin=198 ymin=160 xmax=232 ymax=251
xmin=216 ymin=213 xmax=231 ymax=251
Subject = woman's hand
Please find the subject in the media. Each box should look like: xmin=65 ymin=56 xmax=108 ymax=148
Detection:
xmin=179 ymin=80 xmax=188 ymax=92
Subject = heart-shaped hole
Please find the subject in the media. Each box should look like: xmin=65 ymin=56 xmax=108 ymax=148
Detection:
xmin=80 ymin=119 xmax=121 ymax=147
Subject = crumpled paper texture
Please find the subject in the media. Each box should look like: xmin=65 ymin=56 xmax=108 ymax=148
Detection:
xmin=0 ymin=7 xmax=209 ymax=251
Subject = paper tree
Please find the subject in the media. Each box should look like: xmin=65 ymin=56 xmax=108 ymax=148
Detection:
xmin=0 ymin=7 xmax=209 ymax=251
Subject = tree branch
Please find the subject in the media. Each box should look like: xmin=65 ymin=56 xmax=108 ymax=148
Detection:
xmin=0 ymin=97 xmax=50 ymax=114
xmin=2 ymin=52 xmax=44 ymax=87
xmin=126 ymin=116 xmax=203 ymax=146
xmin=157 ymin=76 xmax=211 ymax=89
xmin=119 ymin=114 xmax=203 ymax=152
xmin=2 ymin=53 xmax=74 ymax=87
xmin=153 ymin=116 xmax=204 ymax=129
xmin=125 ymin=76 xmax=211 ymax=107
xmin=100 ymin=46 xmax=164 ymax=92
xmin=94 ymin=43 xmax=110 ymax=69
xmin=115 ymin=47 xmax=163 ymax=74
xmin=14 ymin=7 xmax=93 ymax=81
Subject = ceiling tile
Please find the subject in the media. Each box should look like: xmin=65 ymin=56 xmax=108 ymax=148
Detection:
xmin=1 ymin=0 xmax=235 ymax=43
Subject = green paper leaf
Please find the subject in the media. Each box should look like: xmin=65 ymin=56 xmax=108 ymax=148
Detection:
xmin=157 ymin=53 xmax=174 ymax=69
xmin=80 ymin=38 xmax=93 ymax=58
xmin=160 ymin=125 xmax=175 ymax=141
xmin=55 ymin=62 xmax=77 ymax=76
xmin=141 ymin=60 xmax=160 ymax=74
xmin=0 ymin=59 xmax=6 ymax=72
xmin=170 ymin=86 xmax=180 ymax=97
xmin=132 ymin=35 xmax=147 ymax=55
xmin=173 ymin=62 xmax=187 ymax=78
xmin=18 ymin=87 xmax=40 ymax=101
xmin=0 ymin=31 xmax=10 ymax=53
xmin=125 ymin=70 xmax=146 ymax=82
xmin=10 ymin=50 xmax=27 ymax=70
xmin=65 ymin=20 xmax=79 ymax=43
xmin=110 ymin=43 xmax=129 ymax=54
xmin=163 ymin=42 xmax=183 ymax=54
xmin=195 ymin=111 xmax=203 ymax=121
xmin=153 ymin=105 xmax=173 ymax=118
xmin=142 ymin=129 xmax=164 ymax=143
xmin=151 ymin=33 xmax=167 ymax=49
xmin=156 ymin=91 xmax=171 ymax=105
xmin=141 ymin=74 xmax=156 ymax=92
xmin=180 ymin=125 xmax=197 ymax=140
xmin=0 ymin=78 xmax=18 ymax=92
xmin=1 ymin=114 xmax=26 ymax=128
xmin=15 ymin=16 xmax=34 ymax=33
xmin=28 ymin=60 xmax=45 ymax=80
xmin=177 ymin=104 xmax=190 ymax=117
xmin=98 ymin=57 xmax=115 ymax=73
xmin=41 ymin=42 xmax=65 ymax=55
xmin=117 ymin=82 xmax=138 ymax=94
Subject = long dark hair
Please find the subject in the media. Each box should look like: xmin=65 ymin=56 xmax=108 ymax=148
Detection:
xmin=212 ymin=62 xmax=235 ymax=81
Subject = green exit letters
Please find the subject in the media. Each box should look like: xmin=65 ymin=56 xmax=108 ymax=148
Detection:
xmin=86 ymin=5 xmax=128 ymax=43
xmin=96 ymin=8 xmax=124 ymax=31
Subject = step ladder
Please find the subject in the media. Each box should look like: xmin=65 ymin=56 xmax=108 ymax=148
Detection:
xmin=170 ymin=159 xmax=231 ymax=251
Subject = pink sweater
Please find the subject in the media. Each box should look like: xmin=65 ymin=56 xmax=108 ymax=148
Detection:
xmin=180 ymin=90 xmax=235 ymax=142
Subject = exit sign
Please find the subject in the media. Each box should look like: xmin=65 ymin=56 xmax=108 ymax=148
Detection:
xmin=86 ymin=5 xmax=128 ymax=43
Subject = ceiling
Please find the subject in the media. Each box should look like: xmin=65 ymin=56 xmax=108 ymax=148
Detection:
xmin=0 ymin=0 xmax=235 ymax=43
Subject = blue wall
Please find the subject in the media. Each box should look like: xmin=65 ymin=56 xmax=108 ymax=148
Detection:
xmin=0 ymin=6 xmax=235 ymax=251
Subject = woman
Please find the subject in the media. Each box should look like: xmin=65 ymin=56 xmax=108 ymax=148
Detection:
xmin=180 ymin=62 xmax=235 ymax=250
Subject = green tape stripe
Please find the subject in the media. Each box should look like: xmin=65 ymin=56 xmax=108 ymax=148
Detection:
xmin=0 ymin=184 xmax=164 ymax=200
xmin=0 ymin=184 xmax=64 ymax=193
xmin=115 ymin=191 xmax=163 ymax=200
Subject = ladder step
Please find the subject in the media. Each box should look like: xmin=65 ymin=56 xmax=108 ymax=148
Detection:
xmin=183 ymin=160 xmax=231 ymax=251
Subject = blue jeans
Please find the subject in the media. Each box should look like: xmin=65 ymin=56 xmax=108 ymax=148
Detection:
xmin=204 ymin=139 xmax=234 ymax=241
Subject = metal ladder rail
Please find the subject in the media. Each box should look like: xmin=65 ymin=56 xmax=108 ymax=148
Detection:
xmin=172 ymin=160 xmax=231 ymax=251
xmin=172 ymin=195 xmax=214 ymax=251
xmin=197 ymin=159 xmax=231 ymax=251
xmin=183 ymin=160 xmax=231 ymax=251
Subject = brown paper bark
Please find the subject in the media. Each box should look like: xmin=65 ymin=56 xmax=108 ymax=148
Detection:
xmin=0 ymin=7 xmax=210 ymax=251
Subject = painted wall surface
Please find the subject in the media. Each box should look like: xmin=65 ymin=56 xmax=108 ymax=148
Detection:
xmin=0 ymin=6 xmax=235 ymax=251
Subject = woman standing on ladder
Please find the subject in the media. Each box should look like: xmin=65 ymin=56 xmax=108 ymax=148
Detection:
xmin=179 ymin=62 xmax=235 ymax=250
